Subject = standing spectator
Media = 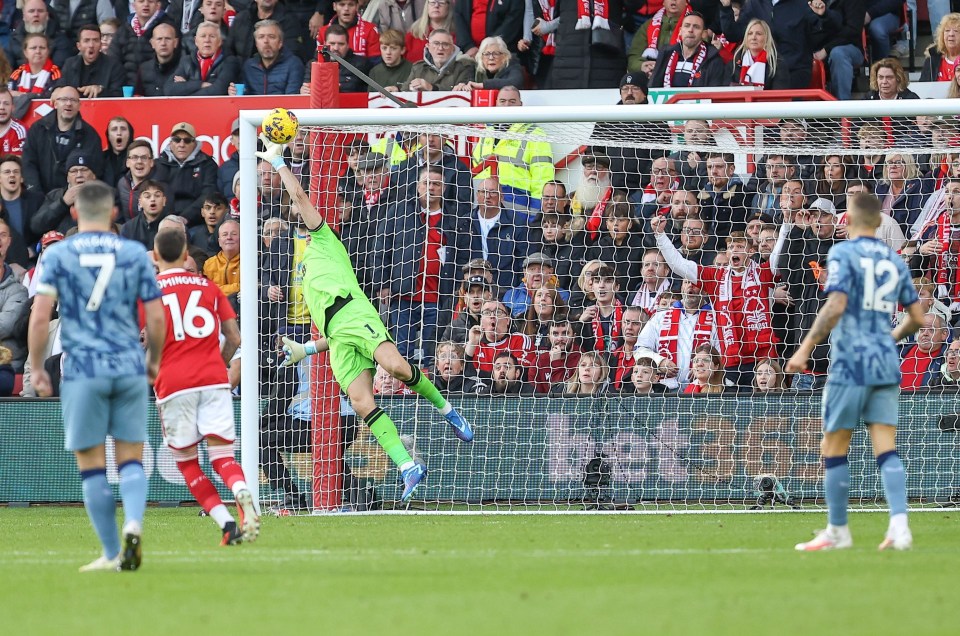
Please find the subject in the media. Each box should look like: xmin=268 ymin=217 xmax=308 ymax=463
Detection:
xmin=164 ymin=21 xmax=239 ymax=95
xmin=181 ymin=0 xmax=234 ymax=57
xmin=50 ymin=0 xmax=117 ymax=44
xmin=8 ymin=34 xmax=62 ymax=97
xmin=453 ymin=0 xmax=523 ymax=58
xmin=467 ymin=177 xmax=530 ymax=290
xmin=840 ymin=180 xmax=906 ymax=251
xmin=394 ymin=131 xmax=473 ymax=218
xmin=609 ymin=305 xmax=647 ymax=391
xmin=905 ymin=179 xmax=960 ymax=304
xmin=701 ymin=152 xmax=753 ymax=241
xmin=636 ymin=156 xmax=678 ymax=217
xmin=754 ymin=154 xmax=795 ymax=219
xmin=503 ymin=252 xmax=568 ymax=317
xmin=683 ymin=344 xmax=731 ymax=394
xmin=817 ymin=1 xmax=865 ymax=101
xmin=138 ymin=22 xmax=182 ymax=97
xmin=369 ymin=28 xmax=412 ymax=88
xmin=30 ymin=150 xmax=97 ymax=237
xmin=0 ymin=155 xmax=45 ymax=248
xmin=568 ymin=258 xmax=603 ymax=320
xmin=232 ymin=0 xmax=307 ymax=62
xmin=154 ymin=121 xmax=218 ymax=226
xmin=729 ymin=18 xmax=789 ymax=89
xmin=405 ymin=0 xmax=454 ymax=63
xmin=900 ymin=313 xmax=949 ymax=390
xmin=518 ymin=0 xmax=558 ymax=87
xmin=928 ymin=339 xmax=960 ymax=389
xmin=117 ymin=139 xmax=173 ymax=223
xmin=920 ymin=12 xmax=960 ymax=82
xmin=166 ymin=0 xmax=205 ymax=36
xmin=120 ymin=179 xmax=169 ymax=248
xmin=530 ymin=318 xmax=581 ymax=393
xmin=0 ymin=218 xmax=27 ymax=370
xmin=99 ymin=18 xmax=120 ymax=53
xmin=336 ymin=152 xmax=392 ymax=294
xmin=649 ymin=12 xmax=728 ymax=89
xmin=189 ymin=191 xmax=227 ymax=252
xmin=364 ymin=0 xmax=423 ymax=35
xmin=60 ymin=24 xmax=126 ymax=98
xmin=399 ymin=28 xmax=475 ymax=91
xmin=677 ymin=215 xmax=714 ymax=266
xmin=630 ymin=248 xmax=672 ymax=314
xmin=319 ymin=0 xmax=381 ymax=63
xmin=550 ymin=350 xmax=609 ymax=396
xmin=0 ymin=88 xmax=27 ymax=155
xmin=7 ymin=0 xmax=73 ymax=69
xmin=670 ymin=119 xmax=712 ymax=193
xmin=549 ymin=0 xmax=626 ymax=89
xmin=443 ymin=275 xmax=491 ymax=344
xmin=238 ymin=19 xmax=305 ymax=95
xmin=109 ymin=0 xmax=177 ymax=88
xmin=577 ymin=265 xmax=625 ymax=353
xmin=454 ymin=35 xmax=523 ymax=91
xmin=203 ymin=217 xmax=240 ymax=296
xmin=218 ymin=118 xmax=240 ymax=198
xmin=518 ymin=286 xmax=568 ymax=349
xmin=628 ymin=0 xmax=692 ymax=72
xmin=876 ymin=151 xmax=932 ymax=235
xmin=101 ymin=116 xmax=133 ymax=187
xmin=21 ymin=86 xmax=102 ymax=194
xmin=586 ymin=201 xmax=645 ymax=294
xmin=302 ymin=23 xmax=372 ymax=93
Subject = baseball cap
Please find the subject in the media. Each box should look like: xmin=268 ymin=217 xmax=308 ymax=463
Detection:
xmin=465 ymin=275 xmax=491 ymax=290
xmin=808 ymin=198 xmax=837 ymax=216
xmin=41 ymin=230 xmax=64 ymax=248
xmin=170 ymin=122 xmax=196 ymax=138
xmin=65 ymin=150 xmax=92 ymax=171
xmin=523 ymin=252 xmax=555 ymax=269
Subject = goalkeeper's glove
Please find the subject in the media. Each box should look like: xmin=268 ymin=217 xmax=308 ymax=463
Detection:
xmin=255 ymin=132 xmax=286 ymax=171
xmin=280 ymin=337 xmax=317 ymax=367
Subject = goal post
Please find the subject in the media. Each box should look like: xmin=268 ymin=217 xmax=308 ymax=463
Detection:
xmin=239 ymin=98 xmax=960 ymax=513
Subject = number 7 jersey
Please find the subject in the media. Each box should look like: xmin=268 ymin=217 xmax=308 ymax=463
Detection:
xmin=824 ymin=236 xmax=919 ymax=386
xmin=153 ymin=268 xmax=237 ymax=402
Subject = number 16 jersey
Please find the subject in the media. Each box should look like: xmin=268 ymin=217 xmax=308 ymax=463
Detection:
xmin=154 ymin=268 xmax=236 ymax=402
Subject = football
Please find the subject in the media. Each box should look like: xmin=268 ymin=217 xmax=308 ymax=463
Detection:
xmin=261 ymin=108 xmax=299 ymax=144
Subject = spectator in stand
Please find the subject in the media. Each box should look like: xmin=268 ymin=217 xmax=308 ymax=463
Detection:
xmin=454 ymin=0 xmax=523 ymax=58
xmin=0 ymin=218 xmax=27 ymax=370
xmin=683 ymin=344 xmax=732 ymax=394
xmin=921 ymin=12 xmax=960 ymax=82
xmin=628 ymin=0 xmax=692 ymax=73
xmin=50 ymin=0 xmax=117 ymax=44
xmin=654 ymin=219 xmax=779 ymax=389
xmin=635 ymin=279 xmax=719 ymax=392
xmin=530 ymin=318 xmax=580 ymax=393
xmin=756 ymin=223 xmax=778 ymax=263
xmin=620 ymin=357 xmax=670 ymax=395
xmin=465 ymin=298 xmax=536 ymax=374
xmin=516 ymin=0 xmax=557 ymax=88
xmin=677 ymin=215 xmax=714 ymax=266
xmin=117 ymin=139 xmax=172 ymax=223
xmin=777 ymin=177 xmax=806 ymax=226
xmin=257 ymin=158 xmax=288 ymax=222
xmin=109 ymin=0 xmax=177 ymax=88
xmin=649 ymin=12 xmax=728 ymax=89
xmin=318 ymin=0 xmax=381 ymax=64
xmin=398 ymin=28 xmax=474 ymax=91
xmin=467 ymin=351 xmax=533 ymax=395
xmin=856 ymin=122 xmax=890 ymax=183
xmin=336 ymin=152 xmax=392 ymax=295
xmin=155 ymin=121 xmax=218 ymax=226
xmin=101 ymin=115 xmax=132 ymax=187
xmin=549 ymin=0 xmax=626 ymax=89
xmin=893 ymin=277 xmax=952 ymax=343
xmin=0 ymin=196 xmax=30 ymax=271
xmin=577 ymin=265 xmax=626 ymax=353
xmin=452 ymin=35 xmax=522 ymax=91
xmin=21 ymin=86 xmax=102 ymax=194
xmin=370 ymin=28 xmax=412 ymax=89
xmin=900 ymin=313 xmax=949 ymax=390
xmin=729 ymin=18 xmax=789 ymax=89
xmin=568 ymin=258 xmax=603 ymax=320
xmin=393 ymin=131 xmax=473 ymax=218
xmin=232 ymin=0 xmax=307 ymax=62
xmin=190 ymin=191 xmax=228 ymax=253
xmin=929 ymin=338 xmax=960 ymax=389
xmin=363 ymin=0 xmax=423 ymax=35
xmin=203 ymin=217 xmax=240 ymax=296
xmin=30 ymin=149 xmax=96 ymax=237
xmin=816 ymin=154 xmax=853 ymax=210
xmin=302 ymin=23 xmax=371 ymax=93
xmin=8 ymin=34 xmax=62 ymax=97
xmin=550 ymin=350 xmax=609 ymax=396
xmin=0 ymin=88 xmax=27 ymax=155
xmin=609 ymin=305 xmax=646 ymax=391
xmin=0 ymin=155 xmax=45 ymax=249
xmin=218 ymin=118 xmax=240 ymax=198
xmin=865 ymin=57 xmax=920 ymax=147
xmin=7 ymin=0 xmax=73 ymax=69
xmin=640 ymin=187 xmax=701 ymax=249
xmin=182 ymin=0 xmax=234 ymax=57
xmin=518 ymin=286 xmax=569 ymax=350
xmin=670 ymin=119 xmax=712 ymax=193
xmin=636 ymin=156 xmax=678 ymax=220
xmin=532 ymin=210 xmax=578 ymax=291
xmin=815 ymin=1 xmax=865 ymax=101
xmin=569 ymin=152 xmax=619 ymax=234
xmin=120 ymin=179 xmax=169 ymax=248
xmin=752 ymin=357 xmax=786 ymax=392
xmin=701 ymin=152 xmax=753 ymax=241
xmin=630 ymin=248 xmax=673 ymax=314
xmin=905 ymin=179 xmax=960 ymax=305
xmin=866 ymin=1 xmax=907 ymax=62
xmin=467 ymin=176 xmax=530 ymax=290
xmin=405 ymin=0 xmax=454 ymax=63
xmin=60 ymin=24 xmax=126 ymax=98
xmin=138 ymin=22 xmax=181 ymax=97
xmin=503 ymin=252 xmax=569 ymax=317
xmin=164 ymin=21 xmax=239 ymax=95
xmin=718 ymin=0 xmax=837 ymax=89
xmin=166 ymin=0 xmax=206 ymax=36
xmin=838 ymin=180 xmax=906 ymax=251
xmin=99 ymin=18 xmax=120 ymax=54
xmin=443 ymin=275 xmax=491 ymax=343
xmin=236 ymin=19 xmax=305 ymax=95
xmin=586 ymin=201 xmax=645 ymax=294
xmin=754 ymin=154 xmax=795 ymax=219
xmin=876 ymin=151 xmax=932 ymax=235
xmin=432 ymin=340 xmax=469 ymax=393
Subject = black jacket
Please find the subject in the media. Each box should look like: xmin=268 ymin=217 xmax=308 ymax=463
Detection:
xmin=7 ymin=19 xmax=73 ymax=69
xmin=649 ymin=43 xmax=729 ymax=89
xmin=231 ymin=1 xmax=309 ymax=61
xmin=109 ymin=11 xmax=178 ymax=86
xmin=164 ymin=49 xmax=240 ymax=96
xmin=138 ymin=49 xmax=183 ymax=97
xmin=21 ymin=111 xmax=104 ymax=194
xmin=1 ymin=190 xmax=45 ymax=246
xmin=30 ymin=187 xmax=78 ymax=237
xmin=120 ymin=211 xmax=169 ymax=249
xmin=453 ymin=0 xmax=525 ymax=54
xmin=153 ymin=147 xmax=219 ymax=226
xmin=593 ymin=109 xmax=671 ymax=194
xmin=550 ymin=0 xmax=626 ymax=89
xmin=776 ymin=224 xmax=834 ymax=368
xmin=729 ymin=49 xmax=792 ymax=90
xmin=921 ymin=47 xmax=951 ymax=82
xmin=59 ymin=53 xmax=127 ymax=97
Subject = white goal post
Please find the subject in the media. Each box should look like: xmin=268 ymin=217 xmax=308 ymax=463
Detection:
xmin=238 ymin=98 xmax=960 ymax=514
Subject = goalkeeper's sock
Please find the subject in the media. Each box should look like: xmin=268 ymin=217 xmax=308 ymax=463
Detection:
xmin=823 ymin=455 xmax=850 ymax=527
xmin=404 ymin=366 xmax=451 ymax=414
xmin=118 ymin=460 xmax=148 ymax=531
xmin=81 ymin=468 xmax=120 ymax=559
xmin=177 ymin=458 xmax=227 ymax=519
xmin=365 ymin=407 xmax=414 ymax=469
xmin=877 ymin=450 xmax=908 ymax=517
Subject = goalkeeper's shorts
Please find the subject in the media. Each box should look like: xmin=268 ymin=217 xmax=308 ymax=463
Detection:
xmin=325 ymin=295 xmax=394 ymax=391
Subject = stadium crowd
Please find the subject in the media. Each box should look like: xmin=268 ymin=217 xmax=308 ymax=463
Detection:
xmin=2 ymin=1 xmax=960 ymax=401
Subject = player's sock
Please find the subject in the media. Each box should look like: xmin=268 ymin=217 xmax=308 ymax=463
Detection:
xmin=823 ymin=455 xmax=850 ymax=527
xmin=364 ymin=407 xmax=414 ymax=468
xmin=209 ymin=444 xmax=248 ymax=495
xmin=80 ymin=468 xmax=120 ymax=559
xmin=209 ymin=504 xmax=234 ymax=529
xmin=403 ymin=366 xmax=451 ymax=413
xmin=118 ymin=460 xmax=147 ymax=531
xmin=177 ymin=458 xmax=227 ymax=517
xmin=877 ymin=450 xmax=908 ymax=517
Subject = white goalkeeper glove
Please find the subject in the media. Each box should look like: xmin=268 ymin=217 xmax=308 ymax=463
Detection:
xmin=255 ymin=133 xmax=286 ymax=170
xmin=280 ymin=337 xmax=317 ymax=367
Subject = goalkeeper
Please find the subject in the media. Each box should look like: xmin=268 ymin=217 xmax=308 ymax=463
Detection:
xmin=257 ymin=134 xmax=473 ymax=502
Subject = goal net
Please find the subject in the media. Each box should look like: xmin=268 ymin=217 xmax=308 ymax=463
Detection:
xmin=238 ymin=99 xmax=960 ymax=513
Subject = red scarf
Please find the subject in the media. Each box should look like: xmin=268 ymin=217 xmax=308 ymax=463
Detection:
xmin=642 ymin=5 xmax=691 ymax=59
xmin=576 ymin=0 xmax=609 ymax=31
xmin=592 ymin=300 xmax=622 ymax=352
xmin=364 ymin=188 xmax=380 ymax=207
xmin=920 ymin=209 xmax=960 ymax=299
xmin=737 ymin=49 xmax=767 ymax=87
xmin=130 ymin=11 xmax=161 ymax=38
xmin=657 ymin=306 xmax=715 ymax=363
xmin=537 ymin=0 xmax=557 ymax=54
xmin=663 ymin=43 xmax=707 ymax=88
xmin=584 ymin=186 xmax=613 ymax=241
xmin=684 ymin=383 xmax=703 ymax=394
xmin=713 ymin=262 xmax=774 ymax=365
xmin=11 ymin=58 xmax=59 ymax=94
xmin=198 ymin=50 xmax=220 ymax=81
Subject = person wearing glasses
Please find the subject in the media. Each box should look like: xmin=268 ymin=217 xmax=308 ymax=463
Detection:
xmin=399 ymin=28 xmax=474 ymax=91
xmin=117 ymin=139 xmax=174 ymax=222
xmin=29 ymin=149 xmax=98 ymax=238
xmin=21 ymin=85 xmax=103 ymax=194
xmin=455 ymin=35 xmax=521 ymax=91
xmin=154 ymin=121 xmax=218 ymax=227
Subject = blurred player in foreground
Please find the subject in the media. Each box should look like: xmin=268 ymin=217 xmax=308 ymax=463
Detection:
xmin=153 ymin=228 xmax=259 ymax=545
xmin=256 ymin=133 xmax=473 ymax=503
xmin=28 ymin=181 xmax=165 ymax=572
xmin=787 ymin=193 xmax=924 ymax=551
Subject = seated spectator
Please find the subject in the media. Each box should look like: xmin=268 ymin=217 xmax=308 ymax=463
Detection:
xmin=587 ymin=201 xmax=645 ymax=293
xmin=630 ymin=248 xmax=672 ymax=314
xmin=0 ymin=218 xmax=27 ymax=370
xmin=550 ymin=350 xmax=609 ymax=397
xmin=120 ymin=179 xmax=169 ymax=248
xmin=752 ymin=357 xmax=786 ymax=393
xmin=577 ymin=265 xmax=625 ymax=353
xmin=530 ymin=318 xmax=581 ymax=393
xmin=453 ymin=35 xmax=522 ymax=91
xmin=405 ymin=0 xmax=454 ymax=63
xmin=110 ymin=0 xmax=177 ymax=88
xmin=182 ymin=0 xmax=234 ymax=57
xmin=855 ymin=122 xmax=891 ymax=182
xmin=370 ymin=28 xmax=412 ymax=89
xmin=30 ymin=149 xmax=96 ymax=237
xmin=466 ymin=352 xmax=533 ymax=395
xmin=568 ymin=259 xmax=603 ymax=320
xmin=7 ymin=0 xmax=72 ymax=69
xmin=570 ymin=153 xmax=621 ymax=247
xmin=202 ymin=217 xmax=240 ymax=296
xmin=0 ymin=88 xmax=26 ymax=156
xmin=302 ymin=23 xmax=371 ymax=93
xmin=237 ymin=18 xmax=305 ymax=95
xmin=816 ymin=154 xmax=852 ymax=210
xmin=636 ymin=156 xmax=678 ymax=218
xmin=165 ymin=21 xmax=239 ymax=96
xmin=159 ymin=214 xmax=209 ymax=272
xmin=444 ymin=275 xmax=491 ymax=344
xmin=839 ymin=181 xmax=906 ymax=252
xmin=900 ymin=313 xmax=949 ymax=390
xmin=102 ymin=116 xmax=133 ymax=187
xmin=921 ymin=11 xmax=960 ymax=82
xmin=876 ymin=151 xmax=932 ymax=235
xmin=650 ymin=12 xmax=728 ymax=89
xmin=866 ymin=1 xmax=907 ymax=62
xmin=532 ymin=208 xmax=577 ymax=291
xmin=464 ymin=299 xmax=536 ymax=374
xmin=99 ymin=18 xmax=119 ymax=54
xmin=373 ymin=364 xmax=413 ymax=395
xmin=677 ymin=214 xmax=714 ymax=266
xmin=190 ymin=192 xmax=228 ymax=253
xmin=817 ymin=1 xmax=864 ymax=101
xmin=399 ymin=28 xmax=474 ymax=91
xmin=320 ymin=0 xmax=381 ymax=64
xmin=929 ymin=339 xmax=960 ymax=389
xmin=684 ymin=344 xmax=731 ymax=394
xmin=620 ymin=357 xmax=669 ymax=395
xmin=138 ymin=22 xmax=182 ymax=97
xmin=467 ymin=177 xmax=529 ymax=289
xmin=503 ymin=252 xmax=568 ymax=317
xmin=729 ymin=18 xmax=788 ymax=89
xmin=519 ymin=286 xmax=569 ymax=350
xmin=754 ymin=153 xmax=795 ymax=219
xmin=8 ymin=34 xmax=61 ymax=97
xmin=432 ymin=340 xmax=469 ymax=393
xmin=0 ymin=155 xmax=44 ymax=249
xmin=154 ymin=121 xmax=219 ymax=226
xmin=60 ymin=24 xmax=126 ymax=99
xmin=233 ymin=0 xmax=307 ymax=62
xmin=865 ymin=57 xmax=920 ymax=145
xmin=609 ymin=305 xmax=647 ymax=391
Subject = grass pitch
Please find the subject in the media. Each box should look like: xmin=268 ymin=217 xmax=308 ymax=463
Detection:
xmin=1 ymin=508 xmax=958 ymax=635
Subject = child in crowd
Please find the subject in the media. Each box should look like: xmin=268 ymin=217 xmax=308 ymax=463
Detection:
xmin=371 ymin=29 xmax=413 ymax=90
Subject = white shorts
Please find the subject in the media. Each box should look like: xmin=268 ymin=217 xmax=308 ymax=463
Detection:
xmin=158 ymin=388 xmax=236 ymax=450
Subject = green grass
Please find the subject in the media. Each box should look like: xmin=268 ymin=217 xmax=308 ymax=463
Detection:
xmin=1 ymin=508 xmax=958 ymax=635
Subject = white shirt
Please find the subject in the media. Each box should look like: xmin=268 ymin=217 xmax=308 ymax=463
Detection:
xmin=633 ymin=306 xmax=720 ymax=390
xmin=475 ymin=212 xmax=500 ymax=260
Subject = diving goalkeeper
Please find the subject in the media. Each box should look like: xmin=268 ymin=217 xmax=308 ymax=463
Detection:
xmin=256 ymin=134 xmax=473 ymax=502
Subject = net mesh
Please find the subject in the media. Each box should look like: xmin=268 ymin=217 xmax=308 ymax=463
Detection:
xmin=249 ymin=109 xmax=960 ymax=513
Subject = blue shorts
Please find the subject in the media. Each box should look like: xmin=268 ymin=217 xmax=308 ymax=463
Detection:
xmin=61 ymin=376 xmax=149 ymax=451
xmin=821 ymin=382 xmax=900 ymax=433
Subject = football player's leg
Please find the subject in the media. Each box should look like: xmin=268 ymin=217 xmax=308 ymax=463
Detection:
xmin=345 ymin=367 xmax=415 ymax=471
xmin=867 ymin=387 xmax=910 ymax=549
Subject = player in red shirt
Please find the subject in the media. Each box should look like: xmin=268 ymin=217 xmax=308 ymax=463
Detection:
xmin=465 ymin=299 xmax=536 ymax=374
xmin=153 ymin=229 xmax=258 ymax=546
xmin=0 ymin=87 xmax=27 ymax=155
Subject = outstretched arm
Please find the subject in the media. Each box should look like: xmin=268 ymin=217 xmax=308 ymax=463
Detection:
xmin=280 ymin=336 xmax=330 ymax=367
xmin=256 ymin=134 xmax=324 ymax=231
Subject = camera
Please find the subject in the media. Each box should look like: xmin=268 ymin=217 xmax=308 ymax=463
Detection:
xmin=750 ymin=474 xmax=799 ymax=510
xmin=583 ymin=444 xmax=613 ymax=510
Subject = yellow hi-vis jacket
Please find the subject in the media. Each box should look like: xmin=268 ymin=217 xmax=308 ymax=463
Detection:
xmin=472 ymin=123 xmax=555 ymax=211
xmin=369 ymin=136 xmax=408 ymax=166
